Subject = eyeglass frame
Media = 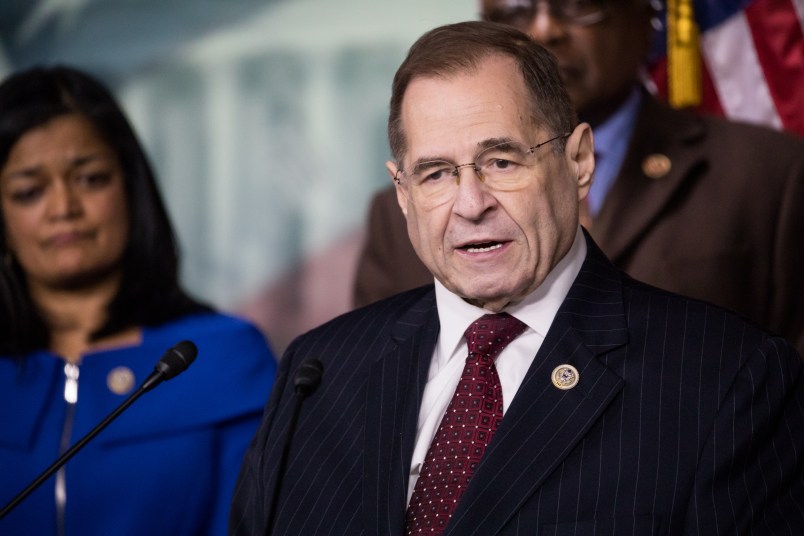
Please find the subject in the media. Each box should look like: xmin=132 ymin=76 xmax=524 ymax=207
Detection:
xmin=393 ymin=131 xmax=570 ymax=191
xmin=482 ymin=0 xmax=613 ymax=28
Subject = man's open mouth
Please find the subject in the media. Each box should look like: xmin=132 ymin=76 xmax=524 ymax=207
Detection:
xmin=462 ymin=241 xmax=504 ymax=253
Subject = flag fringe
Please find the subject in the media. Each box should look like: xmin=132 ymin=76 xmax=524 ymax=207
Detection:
xmin=667 ymin=0 xmax=702 ymax=107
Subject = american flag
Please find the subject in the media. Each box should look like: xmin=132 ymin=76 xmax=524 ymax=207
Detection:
xmin=649 ymin=0 xmax=804 ymax=136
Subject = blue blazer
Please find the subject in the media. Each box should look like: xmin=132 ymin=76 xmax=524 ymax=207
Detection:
xmin=0 ymin=313 xmax=277 ymax=536
xmin=231 ymin=235 xmax=804 ymax=535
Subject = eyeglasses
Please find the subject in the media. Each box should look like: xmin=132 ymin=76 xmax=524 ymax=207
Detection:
xmin=483 ymin=0 xmax=611 ymax=29
xmin=394 ymin=133 xmax=570 ymax=208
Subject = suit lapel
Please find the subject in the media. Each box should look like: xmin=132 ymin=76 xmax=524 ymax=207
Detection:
xmin=363 ymin=290 xmax=439 ymax=536
xmin=447 ymin=237 xmax=629 ymax=535
xmin=593 ymin=94 xmax=707 ymax=264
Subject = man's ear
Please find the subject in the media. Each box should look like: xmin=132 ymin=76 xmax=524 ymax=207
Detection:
xmin=386 ymin=160 xmax=408 ymax=217
xmin=565 ymin=122 xmax=594 ymax=201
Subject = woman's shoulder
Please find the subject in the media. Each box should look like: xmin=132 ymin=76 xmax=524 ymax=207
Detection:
xmin=95 ymin=312 xmax=277 ymax=443
xmin=148 ymin=312 xmax=271 ymax=353
xmin=150 ymin=311 xmax=259 ymax=335
xmin=141 ymin=312 xmax=277 ymax=384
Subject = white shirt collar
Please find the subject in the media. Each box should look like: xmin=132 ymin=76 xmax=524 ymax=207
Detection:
xmin=433 ymin=226 xmax=587 ymax=368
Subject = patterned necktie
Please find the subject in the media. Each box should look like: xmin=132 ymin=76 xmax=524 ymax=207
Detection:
xmin=405 ymin=313 xmax=527 ymax=535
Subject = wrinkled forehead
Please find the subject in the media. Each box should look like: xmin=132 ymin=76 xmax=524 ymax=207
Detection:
xmin=399 ymin=61 xmax=547 ymax=161
xmin=402 ymin=54 xmax=540 ymax=115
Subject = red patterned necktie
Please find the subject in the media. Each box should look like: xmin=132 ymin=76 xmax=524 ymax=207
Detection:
xmin=405 ymin=313 xmax=528 ymax=535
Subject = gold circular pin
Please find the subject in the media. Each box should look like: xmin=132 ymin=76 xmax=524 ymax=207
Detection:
xmin=642 ymin=154 xmax=671 ymax=179
xmin=107 ymin=366 xmax=136 ymax=395
xmin=551 ymin=364 xmax=579 ymax=390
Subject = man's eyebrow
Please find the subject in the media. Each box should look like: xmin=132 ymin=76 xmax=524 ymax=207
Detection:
xmin=407 ymin=137 xmax=520 ymax=170
xmin=477 ymin=137 xmax=518 ymax=151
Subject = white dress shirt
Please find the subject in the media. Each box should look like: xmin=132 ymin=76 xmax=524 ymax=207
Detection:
xmin=406 ymin=227 xmax=587 ymax=503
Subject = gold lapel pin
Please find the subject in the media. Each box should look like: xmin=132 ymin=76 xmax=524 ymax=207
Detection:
xmin=107 ymin=366 xmax=136 ymax=395
xmin=642 ymin=153 xmax=672 ymax=179
xmin=551 ymin=364 xmax=579 ymax=390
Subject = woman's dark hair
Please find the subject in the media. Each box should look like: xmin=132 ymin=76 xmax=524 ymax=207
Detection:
xmin=0 ymin=65 xmax=209 ymax=356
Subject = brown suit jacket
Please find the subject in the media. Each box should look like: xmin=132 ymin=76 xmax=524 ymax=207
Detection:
xmin=352 ymin=94 xmax=804 ymax=355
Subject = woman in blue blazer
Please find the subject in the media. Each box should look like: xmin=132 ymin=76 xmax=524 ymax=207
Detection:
xmin=0 ymin=66 xmax=277 ymax=535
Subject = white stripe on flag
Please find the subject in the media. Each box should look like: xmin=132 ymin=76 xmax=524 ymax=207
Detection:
xmin=702 ymin=12 xmax=783 ymax=129
xmin=794 ymin=0 xmax=804 ymax=29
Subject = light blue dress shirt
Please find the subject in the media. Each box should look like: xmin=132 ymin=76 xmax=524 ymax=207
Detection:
xmin=586 ymin=88 xmax=643 ymax=215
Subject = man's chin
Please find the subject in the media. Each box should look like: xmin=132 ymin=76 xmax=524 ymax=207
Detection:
xmin=454 ymin=284 xmax=523 ymax=312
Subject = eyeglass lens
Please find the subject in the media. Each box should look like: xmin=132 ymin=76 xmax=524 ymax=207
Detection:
xmin=484 ymin=0 xmax=609 ymax=28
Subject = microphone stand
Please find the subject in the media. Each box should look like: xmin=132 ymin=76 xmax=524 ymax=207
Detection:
xmin=0 ymin=384 xmax=150 ymax=519
xmin=0 ymin=340 xmax=197 ymax=520
xmin=265 ymin=359 xmax=323 ymax=536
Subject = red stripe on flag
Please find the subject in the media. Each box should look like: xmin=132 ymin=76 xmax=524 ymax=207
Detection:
xmin=744 ymin=0 xmax=804 ymax=136
xmin=649 ymin=56 xmax=670 ymax=101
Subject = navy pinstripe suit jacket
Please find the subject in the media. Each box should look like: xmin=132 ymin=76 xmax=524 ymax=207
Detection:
xmin=231 ymin=235 xmax=804 ymax=535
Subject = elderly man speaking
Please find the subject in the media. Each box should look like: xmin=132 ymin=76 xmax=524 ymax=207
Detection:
xmin=231 ymin=21 xmax=804 ymax=536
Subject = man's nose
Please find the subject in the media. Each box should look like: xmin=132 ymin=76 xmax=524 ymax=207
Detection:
xmin=451 ymin=166 xmax=496 ymax=220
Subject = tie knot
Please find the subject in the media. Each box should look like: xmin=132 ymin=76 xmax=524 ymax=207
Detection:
xmin=464 ymin=313 xmax=527 ymax=360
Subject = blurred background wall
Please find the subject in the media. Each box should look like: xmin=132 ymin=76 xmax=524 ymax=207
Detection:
xmin=3 ymin=0 xmax=801 ymax=354
xmin=0 ymin=0 xmax=477 ymax=353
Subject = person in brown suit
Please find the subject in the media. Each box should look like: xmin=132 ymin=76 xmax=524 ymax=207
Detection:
xmin=353 ymin=0 xmax=804 ymax=356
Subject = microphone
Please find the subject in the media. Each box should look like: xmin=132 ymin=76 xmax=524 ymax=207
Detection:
xmin=141 ymin=339 xmax=197 ymax=391
xmin=265 ymin=358 xmax=323 ymax=536
xmin=293 ymin=358 xmax=324 ymax=396
xmin=0 ymin=340 xmax=198 ymax=520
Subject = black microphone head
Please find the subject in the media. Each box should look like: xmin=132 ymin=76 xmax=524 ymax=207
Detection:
xmin=155 ymin=340 xmax=198 ymax=381
xmin=294 ymin=359 xmax=323 ymax=396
